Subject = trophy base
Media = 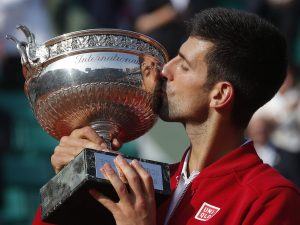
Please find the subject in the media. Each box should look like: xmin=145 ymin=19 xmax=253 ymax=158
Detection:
xmin=40 ymin=149 xmax=170 ymax=225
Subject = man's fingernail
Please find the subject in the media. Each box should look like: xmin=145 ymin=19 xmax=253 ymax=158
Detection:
xmin=131 ymin=159 xmax=140 ymax=166
xmin=103 ymin=163 xmax=115 ymax=174
xmin=100 ymin=167 xmax=107 ymax=179
xmin=116 ymin=155 xmax=125 ymax=163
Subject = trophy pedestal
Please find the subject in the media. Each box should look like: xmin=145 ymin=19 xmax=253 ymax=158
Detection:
xmin=40 ymin=149 xmax=170 ymax=225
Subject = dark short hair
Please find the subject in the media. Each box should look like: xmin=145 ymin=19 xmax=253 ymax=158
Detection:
xmin=188 ymin=7 xmax=287 ymax=128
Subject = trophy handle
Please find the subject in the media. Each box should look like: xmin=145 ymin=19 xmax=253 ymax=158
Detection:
xmin=90 ymin=120 xmax=120 ymax=150
xmin=6 ymin=25 xmax=49 ymax=79
xmin=5 ymin=34 xmax=29 ymax=65
xmin=6 ymin=25 xmax=38 ymax=63
xmin=16 ymin=24 xmax=36 ymax=45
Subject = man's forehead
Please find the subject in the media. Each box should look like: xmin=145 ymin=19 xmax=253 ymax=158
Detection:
xmin=182 ymin=36 xmax=214 ymax=51
xmin=180 ymin=37 xmax=214 ymax=64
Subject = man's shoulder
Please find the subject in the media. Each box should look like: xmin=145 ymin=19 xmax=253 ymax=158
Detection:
xmin=237 ymin=162 xmax=300 ymax=196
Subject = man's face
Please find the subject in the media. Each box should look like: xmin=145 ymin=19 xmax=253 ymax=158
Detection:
xmin=159 ymin=36 xmax=214 ymax=123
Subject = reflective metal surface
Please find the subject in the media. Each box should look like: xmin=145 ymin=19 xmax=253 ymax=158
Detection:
xmin=7 ymin=25 xmax=168 ymax=145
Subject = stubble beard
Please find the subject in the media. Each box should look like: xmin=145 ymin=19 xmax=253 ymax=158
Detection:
xmin=158 ymin=96 xmax=183 ymax=122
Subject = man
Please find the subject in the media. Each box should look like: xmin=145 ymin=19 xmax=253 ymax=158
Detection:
xmin=33 ymin=7 xmax=300 ymax=225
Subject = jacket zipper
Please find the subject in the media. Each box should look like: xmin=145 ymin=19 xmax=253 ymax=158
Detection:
xmin=164 ymin=178 xmax=193 ymax=225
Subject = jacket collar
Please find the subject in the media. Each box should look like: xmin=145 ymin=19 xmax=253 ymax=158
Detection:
xmin=170 ymin=141 xmax=262 ymax=189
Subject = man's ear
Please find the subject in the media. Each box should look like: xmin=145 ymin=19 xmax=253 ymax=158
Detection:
xmin=209 ymin=82 xmax=234 ymax=109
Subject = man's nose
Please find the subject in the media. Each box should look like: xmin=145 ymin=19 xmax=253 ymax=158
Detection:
xmin=161 ymin=59 xmax=174 ymax=81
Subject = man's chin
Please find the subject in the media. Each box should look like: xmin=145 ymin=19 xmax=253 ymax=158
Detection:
xmin=157 ymin=100 xmax=179 ymax=122
xmin=158 ymin=111 xmax=177 ymax=122
xmin=158 ymin=111 xmax=169 ymax=121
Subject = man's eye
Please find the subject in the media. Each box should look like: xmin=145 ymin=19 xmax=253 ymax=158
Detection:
xmin=181 ymin=64 xmax=189 ymax=71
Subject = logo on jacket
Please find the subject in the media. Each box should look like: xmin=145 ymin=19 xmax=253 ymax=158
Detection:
xmin=195 ymin=202 xmax=220 ymax=221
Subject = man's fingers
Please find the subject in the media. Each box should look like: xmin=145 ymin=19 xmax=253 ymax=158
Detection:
xmin=60 ymin=136 xmax=105 ymax=150
xmin=89 ymin=189 xmax=119 ymax=213
xmin=131 ymin=160 xmax=155 ymax=197
xmin=101 ymin=163 xmax=131 ymax=203
xmin=70 ymin=126 xmax=103 ymax=145
xmin=112 ymin=138 xmax=122 ymax=150
xmin=68 ymin=127 xmax=122 ymax=151
xmin=114 ymin=155 xmax=144 ymax=198
xmin=51 ymin=151 xmax=76 ymax=174
xmin=63 ymin=127 xmax=124 ymax=151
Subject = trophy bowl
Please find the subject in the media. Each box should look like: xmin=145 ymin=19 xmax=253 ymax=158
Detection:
xmin=7 ymin=26 xmax=170 ymax=224
xmin=7 ymin=25 xmax=168 ymax=146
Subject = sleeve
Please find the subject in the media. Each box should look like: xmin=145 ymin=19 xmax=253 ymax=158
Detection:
xmin=32 ymin=206 xmax=55 ymax=225
xmin=243 ymin=187 xmax=300 ymax=225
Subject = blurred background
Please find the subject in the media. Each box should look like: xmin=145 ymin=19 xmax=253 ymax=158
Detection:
xmin=0 ymin=0 xmax=299 ymax=224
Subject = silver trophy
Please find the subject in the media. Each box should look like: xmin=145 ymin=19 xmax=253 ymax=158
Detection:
xmin=7 ymin=25 xmax=170 ymax=225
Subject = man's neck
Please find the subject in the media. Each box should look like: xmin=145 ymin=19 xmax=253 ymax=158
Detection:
xmin=185 ymin=119 xmax=245 ymax=175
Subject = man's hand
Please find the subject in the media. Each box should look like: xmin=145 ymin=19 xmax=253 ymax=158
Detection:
xmin=89 ymin=155 xmax=157 ymax=225
xmin=51 ymin=126 xmax=122 ymax=174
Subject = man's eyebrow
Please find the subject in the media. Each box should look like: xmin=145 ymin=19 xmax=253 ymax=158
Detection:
xmin=178 ymin=51 xmax=192 ymax=67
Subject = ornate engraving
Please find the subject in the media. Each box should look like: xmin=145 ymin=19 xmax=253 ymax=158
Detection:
xmin=47 ymin=34 xmax=164 ymax=63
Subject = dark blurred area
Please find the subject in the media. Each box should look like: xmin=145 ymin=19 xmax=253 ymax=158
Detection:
xmin=0 ymin=0 xmax=299 ymax=224
xmin=245 ymin=0 xmax=300 ymax=189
